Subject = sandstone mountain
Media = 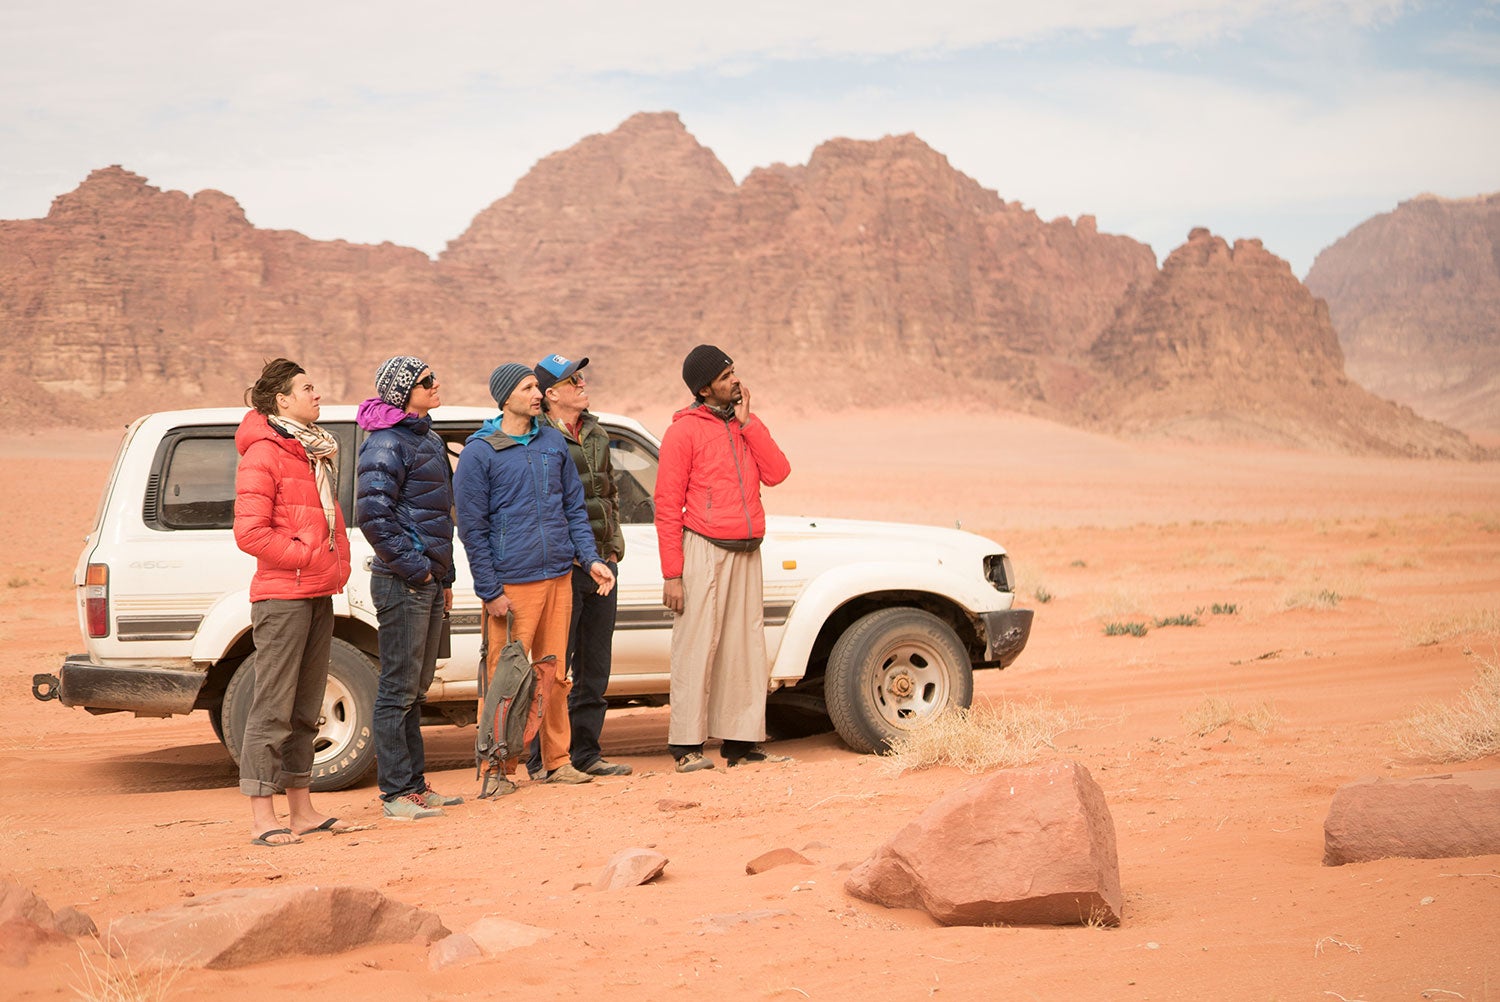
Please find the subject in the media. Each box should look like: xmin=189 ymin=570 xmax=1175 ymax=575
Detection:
xmin=1088 ymin=229 xmax=1476 ymax=456
xmin=1305 ymin=193 xmax=1500 ymax=437
xmin=0 ymin=112 xmax=1485 ymax=457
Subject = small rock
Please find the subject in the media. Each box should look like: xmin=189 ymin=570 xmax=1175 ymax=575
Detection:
xmin=429 ymin=932 xmax=482 ymax=970
xmin=53 ymin=906 xmax=97 ymax=938
xmin=465 ymin=917 xmax=553 ymax=955
xmin=594 ymin=848 xmax=668 ymax=890
xmin=656 ymin=799 xmax=700 ymax=812
xmin=107 ymin=885 xmax=447 ymax=969
xmin=692 ymin=909 xmax=789 ymax=934
xmin=746 ymin=848 xmax=813 ymax=875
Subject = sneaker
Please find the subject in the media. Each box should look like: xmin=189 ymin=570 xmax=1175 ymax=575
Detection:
xmin=583 ymin=758 xmax=633 ymax=777
xmin=674 ymin=751 xmax=715 ymax=773
xmin=478 ymin=773 xmax=518 ymax=799
xmin=421 ymin=783 xmax=464 ymax=807
xmin=543 ymin=763 xmax=595 ymax=785
xmin=723 ymin=744 xmax=792 ymax=767
xmin=383 ymin=793 xmax=444 ymax=820
xmin=528 ymin=767 xmax=549 ymax=782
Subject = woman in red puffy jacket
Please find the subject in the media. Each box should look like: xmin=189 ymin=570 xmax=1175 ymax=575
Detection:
xmin=233 ymin=358 xmax=354 ymax=846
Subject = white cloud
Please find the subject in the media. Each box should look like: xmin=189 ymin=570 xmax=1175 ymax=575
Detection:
xmin=0 ymin=0 xmax=1491 ymax=278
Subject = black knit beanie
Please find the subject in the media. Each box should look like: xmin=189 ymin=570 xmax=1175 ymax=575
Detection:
xmin=682 ymin=344 xmax=732 ymax=399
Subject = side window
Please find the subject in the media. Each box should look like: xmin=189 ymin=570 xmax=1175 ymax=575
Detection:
xmin=157 ymin=436 xmax=237 ymax=529
xmin=611 ymin=435 xmax=658 ymax=525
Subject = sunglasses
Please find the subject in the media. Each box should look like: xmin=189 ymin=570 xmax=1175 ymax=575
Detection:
xmin=559 ymin=373 xmax=585 ymax=387
xmin=415 ymin=373 xmax=437 ymax=390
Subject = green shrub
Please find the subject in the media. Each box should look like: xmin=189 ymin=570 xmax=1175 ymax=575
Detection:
xmin=1104 ymin=621 xmax=1148 ymax=637
xmin=1153 ymin=613 xmax=1200 ymax=628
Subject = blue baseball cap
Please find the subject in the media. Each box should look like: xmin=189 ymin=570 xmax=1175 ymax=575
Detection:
xmin=534 ymin=353 xmax=589 ymax=391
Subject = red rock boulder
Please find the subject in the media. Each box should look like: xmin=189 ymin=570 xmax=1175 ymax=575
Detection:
xmin=1324 ymin=770 xmax=1500 ymax=865
xmin=845 ymin=759 xmax=1121 ymax=926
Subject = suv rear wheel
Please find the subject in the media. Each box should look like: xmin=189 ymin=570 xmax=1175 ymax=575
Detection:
xmin=825 ymin=607 xmax=973 ymax=753
xmin=220 ymin=637 xmax=379 ymax=792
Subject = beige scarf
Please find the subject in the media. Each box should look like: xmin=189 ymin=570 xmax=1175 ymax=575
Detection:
xmin=269 ymin=415 xmax=339 ymax=550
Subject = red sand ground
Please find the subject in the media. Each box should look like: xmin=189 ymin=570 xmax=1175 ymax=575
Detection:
xmin=3 ymin=407 xmax=1498 ymax=1000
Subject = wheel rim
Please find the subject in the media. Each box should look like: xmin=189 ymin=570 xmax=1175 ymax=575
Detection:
xmin=867 ymin=638 xmax=952 ymax=731
xmin=312 ymin=673 xmax=357 ymax=765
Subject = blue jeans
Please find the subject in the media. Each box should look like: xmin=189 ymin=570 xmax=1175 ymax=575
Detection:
xmin=371 ymin=573 xmax=444 ymax=801
xmin=527 ymin=560 xmax=618 ymax=772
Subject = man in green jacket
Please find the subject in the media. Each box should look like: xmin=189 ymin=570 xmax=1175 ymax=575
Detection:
xmin=526 ymin=352 xmax=632 ymax=778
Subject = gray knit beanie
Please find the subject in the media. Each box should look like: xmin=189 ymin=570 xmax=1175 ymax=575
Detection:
xmin=374 ymin=355 xmax=428 ymax=408
xmin=488 ymin=362 xmax=533 ymax=408
xmin=682 ymin=344 xmax=732 ymax=399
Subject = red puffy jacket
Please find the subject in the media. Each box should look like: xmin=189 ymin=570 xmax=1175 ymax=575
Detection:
xmin=653 ymin=404 xmax=791 ymax=579
xmin=234 ymin=410 xmax=352 ymax=602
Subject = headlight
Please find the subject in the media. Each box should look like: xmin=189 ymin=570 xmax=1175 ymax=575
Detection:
xmin=983 ymin=554 xmax=1014 ymax=592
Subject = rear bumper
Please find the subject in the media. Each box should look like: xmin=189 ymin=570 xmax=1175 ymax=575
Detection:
xmin=978 ymin=608 xmax=1034 ymax=668
xmin=33 ymin=655 xmax=204 ymax=716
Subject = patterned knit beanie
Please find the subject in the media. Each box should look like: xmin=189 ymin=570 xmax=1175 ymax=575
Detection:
xmin=374 ymin=355 xmax=428 ymax=408
xmin=682 ymin=344 xmax=732 ymax=399
xmin=488 ymin=362 xmax=533 ymax=408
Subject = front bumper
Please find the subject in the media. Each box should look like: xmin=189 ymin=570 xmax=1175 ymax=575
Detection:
xmin=33 ymin=655 xmax=205 ymax=716
xmin=978 ymin=608 xmax=1034 ymax=668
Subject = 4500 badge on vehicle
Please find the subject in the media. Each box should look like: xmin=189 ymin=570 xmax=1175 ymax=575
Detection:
xmin=34 ymin=406 xmax=1033 ymax=790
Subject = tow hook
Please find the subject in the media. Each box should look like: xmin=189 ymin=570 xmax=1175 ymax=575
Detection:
xmin=32 ymin=673 xmax=61 ymax=701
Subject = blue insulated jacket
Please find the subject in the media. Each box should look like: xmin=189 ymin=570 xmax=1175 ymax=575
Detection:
xmin=454 ymin=416 xmax=603 ymax=601
xmin=355 ymin=402 xmax=456 ymax=586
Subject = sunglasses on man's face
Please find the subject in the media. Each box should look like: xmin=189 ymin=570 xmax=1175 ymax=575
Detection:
xmin=415 ymin=373 xmax=437 ymax=390
xmin=560 ymin=373 xmax=585 ymax=388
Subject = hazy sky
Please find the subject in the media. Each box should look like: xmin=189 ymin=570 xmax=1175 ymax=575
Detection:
xmin=3 ymin=1 xmax=1497 ymax=277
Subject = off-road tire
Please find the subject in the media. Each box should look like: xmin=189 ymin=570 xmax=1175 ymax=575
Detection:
xmin=825 ymin=607 xmax=973 ymax=754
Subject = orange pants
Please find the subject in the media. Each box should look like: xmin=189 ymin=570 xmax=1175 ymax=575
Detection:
xmin=480 ymin=573 xmax=575 ymax=775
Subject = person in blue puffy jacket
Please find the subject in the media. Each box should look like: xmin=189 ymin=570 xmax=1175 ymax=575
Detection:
xmin=454 ymin=363 xmax=615 ymax=799
xmin=355 ymin=356 xmax=462 ymax=821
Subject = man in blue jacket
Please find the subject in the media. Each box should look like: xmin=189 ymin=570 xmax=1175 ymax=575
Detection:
xmin=455 ymin=363 xmax=616 ymax=799
xmin=356 ymin=356 xmax=462 ymax=821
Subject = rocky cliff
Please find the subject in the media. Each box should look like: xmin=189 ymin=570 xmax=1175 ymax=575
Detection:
xmin=1305 ymin=193 xmax=1500 ymax=436
xmin=1088 ymin=229 xmax=1479 ymax=456
xmin=0 ymin=113 xmax=1486 ymax=457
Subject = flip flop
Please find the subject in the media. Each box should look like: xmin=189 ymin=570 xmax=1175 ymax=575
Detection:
xmin=296 ymin=817 xmax=374 ymax=836
xmin=251 ymin=827 xmax=302 ymax=847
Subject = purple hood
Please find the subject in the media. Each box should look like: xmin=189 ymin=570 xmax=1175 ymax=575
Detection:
xmin=356 ymin=397 xmax=408 ymax=431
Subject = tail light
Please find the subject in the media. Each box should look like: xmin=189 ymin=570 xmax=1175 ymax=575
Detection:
xmin=84 ymin=563 xmax=109 ymax=638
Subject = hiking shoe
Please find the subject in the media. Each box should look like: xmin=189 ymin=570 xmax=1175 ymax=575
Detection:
xmin=674 ymin=751 xmax=715 ymax=773
xmin=544 ymin=763 xmax=595 ymax=785
xmin=383 ymin=793 xmax=444 ymax=820
xmin=421 ymin=783 xmax=464 ymax=807
xmin=478 ymin=774 xmax=518 ymax=799
xmin=723 ymin=744 xmax=792 ymax=767
xmin=528 ymin=767 xmax=548 ymax=782
xmin=583 ymin=758 xmax=633 ymax=777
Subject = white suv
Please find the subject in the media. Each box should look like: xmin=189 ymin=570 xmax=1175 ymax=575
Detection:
xmin=34 ymin=406 xmax=1032 ymax=790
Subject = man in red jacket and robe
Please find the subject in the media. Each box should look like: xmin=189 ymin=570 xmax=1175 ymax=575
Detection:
xmin=654 ymin=345 xmax=792 ymax=773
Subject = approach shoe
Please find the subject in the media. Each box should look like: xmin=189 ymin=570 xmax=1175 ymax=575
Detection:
xmin=383 ymin=793 xmax=444 ymax=820
xmin=421 ymin=783 xmax=464 ymax=807
xmin=583 ymin=758 xmax=633 ymax=777
xmin=544 ymin=763 xmax=595 ymax=785
xmin=723 ymin=744 xmax=793 ymax=768
xmin=674 ymin=751 xmax=715 ymax=773
xmin=478 ymin=773 xmax=518 ymax=799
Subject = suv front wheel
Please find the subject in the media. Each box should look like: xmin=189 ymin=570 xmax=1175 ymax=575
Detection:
xmin=220 ymin=637 xmax=380 ymax=792
xmin=825 ymin=607 xmax=974 ymax=754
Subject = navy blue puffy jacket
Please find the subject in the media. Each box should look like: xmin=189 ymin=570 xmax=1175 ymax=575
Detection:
xmin=355 ymin=413 xmax=456 ymax=586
